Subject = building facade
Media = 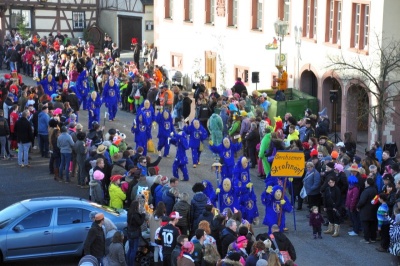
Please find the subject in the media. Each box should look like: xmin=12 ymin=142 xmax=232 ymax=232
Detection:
xmin=153 ymin=0 xmax=400 ymax=148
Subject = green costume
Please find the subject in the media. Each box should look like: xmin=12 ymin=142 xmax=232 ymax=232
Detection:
xmin=258 ymin=133 xmax=271 ymax=176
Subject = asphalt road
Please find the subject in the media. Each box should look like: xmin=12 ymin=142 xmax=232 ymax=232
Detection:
xmin=0 ymin=57 xmax=393 ymax=265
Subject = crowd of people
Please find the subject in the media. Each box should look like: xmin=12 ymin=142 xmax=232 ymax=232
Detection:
xmin=1 ymin=30 xmax=400 ymax=266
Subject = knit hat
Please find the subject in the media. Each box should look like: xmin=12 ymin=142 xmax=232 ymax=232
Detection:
xmin=334 ymin=163 xmax=344 ymax=172
xmin=93 ymin=170 xmax=104 ymax=181
xmin=110 ymin=175 xmax=123 ymax=182
xmin=263 ymin=239 xmax=272 ymax=249
xmin=236 ymin=236 xmax=247 ymax=244
xmin=160 ymin=176 xmax=169 ymax=185
xmin=331 ymin=150 xmax=339 ymax=159
xmin=310 ymin=149 xmax=318 ymax=157
xmin=326 ymin=162 xmax=335 ymax=169
xmin=53 ymin=108 xmax=63 ymax=115
xmin=181 ymin=241 xmax=194 ymax=254
xmin=302 ymin=142 xmax=310 ymax=150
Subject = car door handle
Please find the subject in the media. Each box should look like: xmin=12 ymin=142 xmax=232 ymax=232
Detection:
xmin=43 ymin=231 xmax=51 ymax=235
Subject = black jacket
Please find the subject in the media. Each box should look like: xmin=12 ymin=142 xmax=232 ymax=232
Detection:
xmin=220 ymin=227 xmax=237 ymax=258
xmin=357 ymin=186 xmax=378 ymax=221
xmin=84 ymin=222 xmax=106 ymax=257
xmin=67 ymin=93 xmax=80 ymax=112
xmin=0 ymin=116 xmax=10 ymax=136
xmin=182 ymin=96 xmax=192 ymax=118
xmin=323 ymin=185 xmax=341 ymax=210
xmin=15 ymin=117 xmax=33 ymax=143
xmin=173 ymin=200 xmax=191 ymax=228
xmin=269 ymin=231 xmax=296 ymax=261
xmin=190 ymin=192 xmax=209 ymax=230
xmin=127 ymin=211 xmax=145 ymax=234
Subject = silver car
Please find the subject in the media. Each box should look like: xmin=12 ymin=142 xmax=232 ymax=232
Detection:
xmin=0 ymin=196 xmax=127 ymax=263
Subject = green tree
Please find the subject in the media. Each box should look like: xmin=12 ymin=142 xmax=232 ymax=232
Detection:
xmin=17 ymin=15 xmax=29 ymax=41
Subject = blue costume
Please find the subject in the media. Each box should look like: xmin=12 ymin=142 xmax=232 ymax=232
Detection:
xmin=76 ymin=70 xmax=90 ymax=110
xmin=39 ymin=75 xmax=57 ymax=96
xmin=140 ymin=103 xmax=155 ymax=140
xmin=209 ymin=138 xmax=242 ymax=179
xmin=184 ymin=119 xmax=208 ymax=166
xmin=202 ymin=180 xmax=217 ymax=207
xmin=261 ymin=185 xmax=292 ymax=233
xmin=87 ymin=93 xmax=102 ymax=129
xmin=240 ymin=187 xmax=259 ymax=224
xmin=102 ymin=79 xmax=120 ymax=121
xmin=155 ymin=110 xmax=175 ymax=157
xmin=232 ymin=156 xmax=251 ymax=196
xmin=169 ymin=132 xmax=190 ymax=181
xmin=217 ymin=178 xmax=240 ymax=213
xmin=131 ymin=113 xmax=151 ymax=155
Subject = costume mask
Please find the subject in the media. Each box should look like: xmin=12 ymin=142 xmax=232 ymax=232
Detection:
xmin=91 ymin=91 xmax=97 ymax=101
xmin=144 ymin=100 xmax=150 ymax=109
xmin=193 ymin=120 xmax=200 ymax=129
xmin=163 ymin=111 xmax=169 ymax=120
xmin=241 ymin=157 xmax=248 ymax=169
xmin=223 ymin=138 xmax=230 ymax=149
xmin=63 ymin=82 xmax=69 ymax=90
xmin=138 ymin=114 xmax=143 ymax=122
xmin=109 ymin=79 xmax=115 ymax=87
xmin=48 ymin=75 xmax=53 ymax=82
xmin=274 ymin=189 xmax=282 ymax=200
xmin=223 ymin=178 xmax=231 ymax=192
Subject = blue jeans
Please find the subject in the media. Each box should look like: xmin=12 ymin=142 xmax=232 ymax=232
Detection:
xmin=9 ymin=61 xmax=16 ymax=72
xmin=59 ymin=153 xmax=72 ymax=181
xmin=127 ymin=237 xmax=139 ymax=266
xmin=18 ymin=142 xmax=31 ymax=166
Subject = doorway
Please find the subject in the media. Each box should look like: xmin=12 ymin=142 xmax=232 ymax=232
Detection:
xmin=118 ymin=16 xmax=142 ymax=50
xmin=346 ymin=84 xmax=369 ymax=143
xmin=300 ymin=70 xmax=318 ymax=98
xmin=205 ymin=51 xmax=217 ymax=88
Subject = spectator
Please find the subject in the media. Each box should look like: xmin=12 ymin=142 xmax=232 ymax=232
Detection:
xmin=202 ymin=244 xmax=221 ymax=266
xmin=322 ymin=177 xmax=342 ymax=237
xmin=149 ymin=202 xmax=166 ymax=264
xmin=158 ymin=211 xmax=182 ymax=266
xmin=0 ymin=109 xmax=10 ymax=159
xmin=173 ymin=192 xmax=191 ymax=235
xmin=220 ymin=219 xmax=238 ymax=258
xmin=126 ymin=200 xmax=145 ymax=266
xmin=109 ymin=175 xmax=126 ymax=209
xmin=105 ymin=231 xmax=127 ymax=266
xmin=268 ymin=224 xmax=296 ymax=262
xmin=190 ymin=183 xmax=209 ymax=232
xmin=192 ymin=229 xmax=206 ymax=266
xmin=177 ymin=241 xmax=195 ymax=266
xmin=303 ymin=162 xmax=321 ymax=211
xmin=163 ymin=187 xmax=180 ymax=215
xmin=57 ymin=125 xmax=75 ymax=182
xmin=357 ymin=178 xmax=379 ymax=244
xmin=84 ymin=213 xmax=106 ymax=265
xmin=15 ymin=110 xmax=33 ymax=168
xmin=172 ymin=235 xmax=189 ymax=266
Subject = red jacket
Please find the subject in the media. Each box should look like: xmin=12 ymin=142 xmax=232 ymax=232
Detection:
xmin=345 ymin=185 xmax=360 ymax=212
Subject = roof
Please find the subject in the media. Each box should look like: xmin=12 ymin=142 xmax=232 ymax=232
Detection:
xmin=20 ymin=196 xmax=90 ymax=209
xmin=140 ymin=0 xmax=154 ymax=6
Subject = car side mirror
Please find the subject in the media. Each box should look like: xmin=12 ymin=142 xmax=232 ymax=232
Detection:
xmin=14 ymin=225 xmax=24 ymax=232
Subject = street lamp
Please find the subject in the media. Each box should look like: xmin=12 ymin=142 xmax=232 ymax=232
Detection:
xmin=274 ymin=19 xmax=289 ymax=78
xmin=294 ymin=26 xmax=302 ymax=90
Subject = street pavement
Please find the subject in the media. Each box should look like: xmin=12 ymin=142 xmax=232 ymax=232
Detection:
xmin=0 ymin=55 xmax=393 ymax=265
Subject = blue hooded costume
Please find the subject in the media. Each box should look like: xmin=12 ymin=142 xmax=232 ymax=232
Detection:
xmin=232 ymin=156 xmax=251 ymax=196
xmin=261 ymin=185 xmax=292 ymax=233
xmin=39 ymin=74 xmax=58 ymax=96
xmin=240 ymin=187 xmax=259 ymax=224
xmin=184 ymin=119 xmax=208 ymax=166
xmin=76 ymin=70 xmax=90 ymax=110
xmin=155 ymin=109 xmax=175 ymax=157
xmin=208 ymin=113 xmax=223 ymax=146
xmin=217 ymin=178 xmax=240 ymax=213
xmin=131 ymin=113 xmax=152 ymax=155
xmin=169 ymin=131 xmax=190 ymax=181
xmin=139 ymin=102 xmax=155 ymax=139
xmin=86 ymin=92 xmax=102 ymax=129
xmin=102 ymin=79 xmax=120 ymax=121
xmin=202 ymin=180 xmax=217 ymax=207
xmin=209 ymin=138 xmax=242 ymax=179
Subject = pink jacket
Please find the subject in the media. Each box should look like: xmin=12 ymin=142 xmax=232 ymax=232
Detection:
xmin=345 ymin=185 xmax=360 ymax=212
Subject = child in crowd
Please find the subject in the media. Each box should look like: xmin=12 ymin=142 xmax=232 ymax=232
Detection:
xmin=309 ymin=206 xmax=324 ymax=239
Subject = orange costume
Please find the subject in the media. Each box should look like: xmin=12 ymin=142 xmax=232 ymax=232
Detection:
xmin=278 ymin=70 xmax=288 ymax=90
xmin=153 ymin=68 xmax=163 ymax=88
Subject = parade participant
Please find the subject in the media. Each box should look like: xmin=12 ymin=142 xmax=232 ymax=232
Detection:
xmin=155 ymin=109 xmax=175 ymax=157
xmin=232 ymin=156 xmax=252 ymax=196
xmin=184 ymin=119 xmax=208 ymax=168
xmin=261 ymin=185 xmax=292 ymax=233
xmin=202 ymin=180 xmax=217 ymax=207
xmin=131 ymin=113 xmax=151 ymax=155
xmin=39 ymin=74 xmax=57 ymax=96
xmin=169 ymin=131 xmax=190 ymax=181
xmin=87 ymin=91 xmax=101 ymax=130
xmin=102 ymin=78 xmax=120 ymax=121
xmin=140 ymin=99 xmax=155 ymax=139
xmin=209 ymin=137 xmax=242 ymax=179
xmin=216 ymin=178 xmax=240 ymax=214
xmin=207 ymin=113 xmax=224 ymax=146
xmin=76 ymin=70 xmax=90 ymax=110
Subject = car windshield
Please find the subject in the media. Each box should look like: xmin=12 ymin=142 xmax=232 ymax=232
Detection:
xmin=0 ymin=203 xmax=30 ymax=229
xmin=88 ymin=202 xmax=126 ymax=217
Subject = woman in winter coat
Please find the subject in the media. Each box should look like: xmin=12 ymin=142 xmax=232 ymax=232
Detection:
xmin=303 ymin=162 xmax=321 ymax=210
xmin=90 ymin=170 xmax=106 ymax=205
xmin=109 ymin=175 xmax=126 ymax=209
xmin=357 ymin=177 xmax=379 ymax=243
xmin=346 ymin=175 xmax=361 ymax=236
xmin=149 ymin=202 xmax=166 ymax=264
xmin=173 ymin=192 xmax=191 ymax=235
xmin=127 ymin=200 xmax=146 ymax=266
xmin=105 ymin=231 xmax=127 ymax=266
xmin=323 ymin=177 xmax=342 ymax=237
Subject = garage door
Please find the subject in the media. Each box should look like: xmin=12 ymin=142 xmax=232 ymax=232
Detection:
xmin=118 ymin=16 xmax=142 ymax=50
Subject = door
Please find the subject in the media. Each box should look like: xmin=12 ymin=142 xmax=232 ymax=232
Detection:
xmin=119 ymin=16 xmax=142 ymax=50
xmin=6 ymin=209 xmax=53 ymax=260
xmin=52 ymin=208 xmax=92 ymax=255
xmin=205 ymin=51 xmax=217 ymax=88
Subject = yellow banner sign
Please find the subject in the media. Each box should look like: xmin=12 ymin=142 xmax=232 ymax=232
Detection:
xmin=270 ymin=151 xmax=305 ymax=177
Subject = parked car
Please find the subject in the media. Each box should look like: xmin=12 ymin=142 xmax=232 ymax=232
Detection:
xmin=0 ymin=196 xmax=127 ymax=263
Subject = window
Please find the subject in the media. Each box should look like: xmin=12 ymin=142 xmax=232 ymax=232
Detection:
xmin=171 ymin=53 xmax=183 ymax=71
xmin=18 ymin=209 xmax=53 ymax=229
xmin=251 ymin=0 xmax=263 ymax=30
xmin=234 ymin=66 xmax=249 ymax=85
xmin=10 ymin=9 xmax=32 ymax=29
xmin=303 ymin=0 xmax=317 ymax=39
xmin=165 ymin=0 xmax=173 ymax=19
xmin=351 ymin=3 xmax=369 ymax=50
xmin=72 ymin=12 xmax=85 ymax=30
xmin=57 ymin=208 xmax=91 ymax=225
xmin=184 ymin=0 xmax=193 ymax=22
xmin=278 ymin=0 xmax=290 ymax=33
xmin=325 ymin=0 xmax=342 ymax=45
xmin=205 ymin=0 xmax=215 ymax=24
xmin=227 ymin=0 xmax=238 ymax=27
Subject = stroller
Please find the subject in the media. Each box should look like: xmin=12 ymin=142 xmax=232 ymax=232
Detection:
xmin=124 ymin=232 xmax=154 ymax=266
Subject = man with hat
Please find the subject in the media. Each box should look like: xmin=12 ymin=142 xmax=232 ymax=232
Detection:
xmin=158 ymin=211 xmax=182 ymax=266
xmin=84 ymin=212 xmax=106 ymax=265
xmin=303 ymin=118 xmax=315 ymax=142
xmin=316 ymin=107 xmax=330 ymax=138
